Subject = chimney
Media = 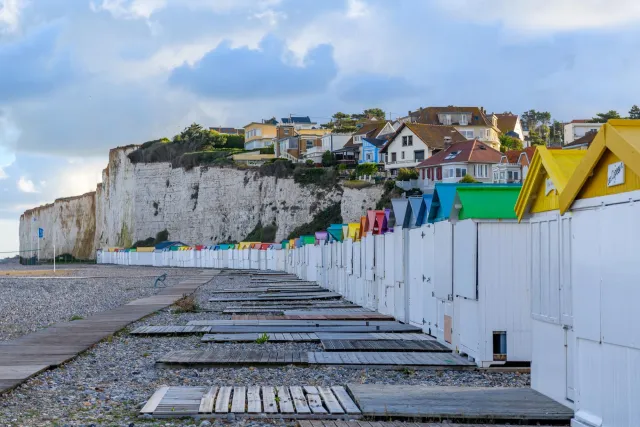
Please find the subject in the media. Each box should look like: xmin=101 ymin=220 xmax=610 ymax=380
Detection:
xmin=444 ymin=136 xmax=452 ymax=149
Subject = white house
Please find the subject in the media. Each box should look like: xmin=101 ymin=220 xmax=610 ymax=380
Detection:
xmin=495 ymin=113 xmax=525 ymax=141
xmin=563 ymin=120 xmax=602 ymax=145
xmin=380 ymin=123 xmax=466 ymax=176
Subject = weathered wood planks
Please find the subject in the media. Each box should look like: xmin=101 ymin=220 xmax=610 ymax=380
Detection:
xmin=321 ymin=339 xmax=450 ymax=352
xmin=346 ymin=384 xmax=575 ymax=422
xmin=201 ymin=332 xmax=437 ymax=342
xmin=140 ymin=385 xmax=360 ymax=419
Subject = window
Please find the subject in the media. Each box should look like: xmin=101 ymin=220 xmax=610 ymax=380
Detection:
xmin=455 ymin=167 xmax=467 ymax=178
xmin=444 ymin=168 xmax=454 ymax=178
xmin=414 ymin=150 xmax=425 ymax=161
xmin=380 ymin=153 xmax=386 ymax=163
xmin=514 ymin=171 xmax=519 ymax=180
xmin=391 ymin=153 xmax=397 ymax=162
xmin=493 ymin=172 xmax=498 ymax=181
xmin=459 ymin=114 xmax=468 ymax=125
xmin=444 ymin=150 xmax=461 ymax=160
xmin=354 ymin=136 xmax=361 ymax=143
xmin=500 ymin=171 xmax=505 ymax=179
xmin=366 ymin=153 xmax=373 ymax=161
xmin=507 ymin=171 xmax=513 ymax=181
xmin=443 ymin=114 xmax=452 ymax=125
xmin=407 ymin=135 xmax=413 ymax=146
xmin=485 ymin=129 xmax=490 ymax=139
xmin=284 ymin=129 xmax=290 ymax=136
xmin=474 ymin=164 xmax=488 ymax=178
xmin=461 ymin=130 xmax=474 ymax=139
xmin=402 ymin=136 xmax=408 ymax=146
xmin=401 ymin=151 xmax=405 ymax=160
xmin=306 ymin=139 xmax=314 ymax=149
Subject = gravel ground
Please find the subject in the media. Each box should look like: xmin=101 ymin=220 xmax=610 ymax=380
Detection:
xmin=0 ymin=265 xmax=205 ymax=341
xmin=0 ymin=270 xmax=535 ymax=427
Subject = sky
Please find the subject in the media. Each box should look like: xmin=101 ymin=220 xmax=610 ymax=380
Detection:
xmin=2 ymin=0 xmax=640 ymax=253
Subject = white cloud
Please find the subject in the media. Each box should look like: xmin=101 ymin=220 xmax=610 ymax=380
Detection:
xmin=0 ymin=0 xmax=25 ymax=33
xmin=17 ymin=176 xmax=37 ymax=193
xmin=90 ymin=0 xmax=167 ymax=20
xmin=0 ymin=167 xmax=7 ymax=180
xmin=435 ymin=0 xmax=640 ymax=33
xmin=346 ymin=0 xmax=367 ymax=18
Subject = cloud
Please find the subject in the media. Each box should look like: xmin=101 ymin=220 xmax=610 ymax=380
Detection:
xmin=435 ymin=0 xmax=640 ymax=33
xmin=90 ymin=0 xmax=168 ymax=20
xmin=0 ymin=0 xmax=25 ymax=33
xmin=0 ymin=167 xmax=6 ymax=179
xmin=169 ymin=36 xmax=337 ymax=99
xmin=17 ymin=176 xmax=37 ymax=193
xmin=338 ymin=74 xmax=425 ymax=104
xmin=0 ymin=23 xmax=74 ymax=101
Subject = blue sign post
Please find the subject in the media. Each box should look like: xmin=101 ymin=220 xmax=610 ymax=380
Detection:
xmin=38 ymin=228 xmax=44 ymax=239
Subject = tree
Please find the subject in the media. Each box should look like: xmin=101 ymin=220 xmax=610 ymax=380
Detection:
xmin=629 ymin=105 xmax=640 ymax=119
xmin=364 ymin=108 xmax=386 ymax=121
xmin=321 ymin=150 xmax=337 ymax=167
xmin=549 ymin=120 xmax=564 ymax=146
xmin=590 ymin=110 xmax=621 ymax=123
xmin=528 ymin=130 xmax=545 ymax=146
xmin=521 ymin=110 xmax=538 ymax=132
xmin=499 ymin=134 xmax=523 ymax=153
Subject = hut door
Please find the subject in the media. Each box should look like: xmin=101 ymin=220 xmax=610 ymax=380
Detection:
xmin=422 ymin=224 xmax=437 ymax=336
xmin=434 ymin=221 xmax=454 ymax=300
xmin=408 ymin=227 xmax=424 ymax=326
xmin=565 ymin=326 xmax=575 ymax=402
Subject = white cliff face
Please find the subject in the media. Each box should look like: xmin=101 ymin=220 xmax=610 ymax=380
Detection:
xmin=20 ymin=147 xmax=386 ymax=259
xmin=19 ymin=192 xmax=96 ymax=260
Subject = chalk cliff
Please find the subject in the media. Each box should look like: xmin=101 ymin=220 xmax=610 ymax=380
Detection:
xmin=20 ymin=147 xmax=385 ymax=260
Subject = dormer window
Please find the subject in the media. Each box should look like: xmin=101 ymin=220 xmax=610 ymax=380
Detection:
xmin=459 ymin=114 xmax=468 ymax=125
xmin=445 ymin=150 xmax=461 ymax=160
xmin=443 ymin=114 xmax=452 ymax=125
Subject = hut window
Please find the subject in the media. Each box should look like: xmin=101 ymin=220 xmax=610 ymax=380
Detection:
xmin=493 ymin=331 xmax=507 ymax=360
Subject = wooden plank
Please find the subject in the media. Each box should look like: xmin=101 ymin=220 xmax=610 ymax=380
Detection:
xmin=193 ymin=324 xmax=422 ymax=333
xmin=141 ymin=386 xmax=169 ymax=414
xmin=318 ymin=387 xmax=345 ymax=414
xmin=198 ymin=386 xmax=218 ymax=414
xmin=247 ymin=386 xmax=262 ymax=413
xmin=331 ymin=386 xmax=361 ymax=414
xmin=346 ymin=384 xmax=574 ymax=421
xmin=320 ymin=340 xmax=450 ymax=352
xmin=215 ymin=386 xmax=232 ymax=413
xmin=304 ymin=386 xmax=319 ymax=394
xmin=230 ymin=386 xmax=246 ymax=413
xmin=276 ymin=386 xmax=294 ymax=414
xmin=289 ymin=386 xmax=311 ymax=414
xmin=306 ymin=392 xmax=328 ymax=414
xmin=262 ymin=386 xmax=278 ymax=413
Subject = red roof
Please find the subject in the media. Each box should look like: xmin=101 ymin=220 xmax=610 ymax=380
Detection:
xmin=503 ymin=146 xmax=535 ymax=164
xmin=417 ymin=139 xmax=502 ymax=168
xmin=380 ymin=123 xmax=466 ymax=153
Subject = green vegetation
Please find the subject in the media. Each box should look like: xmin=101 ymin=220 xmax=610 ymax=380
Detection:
xmin=459 ymin=174 xmax=479 ymax=183
xmin=128 ymin=123 xmax=245 ymax=168
xmin=293 ymin=167 xmax=338 ymax=188
xmin=255 ymin=333 xmax=270 ymax=344
xmin=375 ymin=180 xmax=403 ymax=210
xmin=70 ymin=315 xmax=83 ymax=321
xmin=259 ymin=146 xmax=275 ymax=154
xmin=259 ymin=159 xmax=296 ymax=178
xmin=287 ymin=202 xmax=342 ymax=239
xmin=131 ymin=229 xmax=169 ymax=248
xmin=244 ymin=221 xmax=278 ymax=242
xmin=499 ymin=134 xmax=523 ymax=152
xmin=321 ymin=108 xmax=386 ymax=131
xmin=355 ymin=162 xmax=378 ymax=176
xmin=590 ymin=110 xmax=621 ymax=123
xmin=322 ymin=151 xmax=337 ymax=167
xmin=397 ymin=168 xmax=419 ymax=181
xmin=343 ymin=180 xmax=374 ymax=189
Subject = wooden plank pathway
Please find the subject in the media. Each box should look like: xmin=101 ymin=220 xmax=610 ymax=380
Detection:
xmin=201 ymin=332 xmax=438 ymax=342
xmin=187 ymin=320 xmax=408 ymax=326
xmin=210 ymin=287 xmax=322 ymax=294
xmin=141 ymin=385 xmax=361 ymax=419
xmin=186 ymin=324 xmax=422 ymax=334
xmin=231 ymin=314 xmax=394 ymax=320
xmin=347 ymin=384 xmax=574 ymax=422
xmin=321 ymin=340 xmax=450 ymax=352
xmin=298 ymin=421 xmax=563 ymax=427
xmin=130 ymin=325 xmax=213 ymax=335
xmin=222 ymin=305 xmax=358 ymax=314
xmin=209 ymin=292 xmax=342 ymax=302
xmin=156 ymin=350 xmax=474 ymax=368
xmin=0 ymin=271 xmax=217 ymax=395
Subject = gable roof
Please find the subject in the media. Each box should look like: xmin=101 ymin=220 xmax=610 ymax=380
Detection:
xmin=503 ymin=147 xmax=536 ymax=164
xmin=514 ymin=146 xmax=587 ymax=221
xmin=451 ymin=186 xmax=522 ymax=220
xmin=495 ymin=114 xmax=520 ymax=134
xmin=563 ymin=131 xmax=597 ymax=149
xmin=559 ymin=120 xmax=640 ymax=214
xmin=362 ymin=137 xmax=387 ymax=148
xmin=380 ymin=123 xmax=466 ymax=153
xmin=344 ymin=122 xmax=390 ymax=148
xmin=417 ymin=139 xmax=502 ymax=168
xmin=409 ymin=106 xmax=493 ymax=127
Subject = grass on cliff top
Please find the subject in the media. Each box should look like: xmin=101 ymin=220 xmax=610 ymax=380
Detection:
xmin=286 ymin=202 xmax=342 ymax=239
xmin=244 ymin=222 xmax=278 ymax=242
xmin=343 ymin=180 xmax=374 ymax=189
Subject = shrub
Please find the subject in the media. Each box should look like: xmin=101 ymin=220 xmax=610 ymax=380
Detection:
xmin=459 ymin=174 xmax=479 ymax=183
xmin=293 ymin=167 xmax=337 ymax=188
xmin=305 ymin=159 xmax=315 ymax=166
xmin=226 ymin=134 xmax=245 ymax=149
xmin=343 ymin=180 xmax=374 ymax=189
xmin=244 ymin=222 xmax=278 ymax=242
xmin=156 ymin=229 xmax=169 ymax=243
xmin=287 ymin=202 xmax=342 ymax=239
xmin=255 ymin=333 xmax=270 ymax=344
xmin=397 ymin=167 xmax=419 ymax=181
xmin=259 ymin=159 xmax=295 ymax=178
xmin=259 ymin=146 xmax=275 ymax=154
xmin=337 ymin=163 xmax=347 ymax=172
xmin=355 ymin=162 xmax=378 ymax=176
xmin=322 ymin=151 xmax=337 ymax=167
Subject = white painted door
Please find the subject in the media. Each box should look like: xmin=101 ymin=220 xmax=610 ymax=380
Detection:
xmin=394 ymin=228 xmax=406 ymax=322
xmin=382 ymin=233 xmax=395 ymax=316
xmin=434 ymin=221 xmax=453 ymax=300
xmin=422 ymin=224 xmax=437 ymax=336
xmin=565 ymin=326 xmax=575 ymax=402
xmin=374 ymin=235 xmax=385 ymax=312
xmin=408 ymin=228 xmax=424 ymax=326
xmin=453 ymin=220 xmax=478 ymax=300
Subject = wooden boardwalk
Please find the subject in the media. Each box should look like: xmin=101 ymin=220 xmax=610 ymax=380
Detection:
xmin=209 ymin=292 xmax=342 ymax=302
xmin=231 ymin=314 xmax=394 ymax=320
xmin=201 ymin=332 xmax=438 ymax=343
xmin=321 ymin=339 xmax=450 ymax=352
xmin=347 ymin=384 xmax=574 ymax=422
xmin=0 ymin=271 xmax=217 ymax=395
xmin=141 ymin=385 xmax=361 ymax=419
xmin=299 ymin=421 xmax=563 ymax=427
xmin=187 ymin=324 xmax=422 ymax=334
xmin=156 ymin=350 xmax=474 ymax=368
